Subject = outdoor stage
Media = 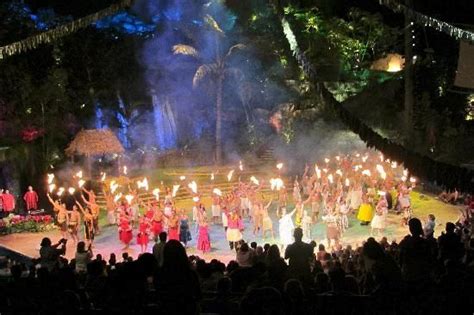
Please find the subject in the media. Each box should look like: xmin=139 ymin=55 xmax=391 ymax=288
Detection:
xmin=0 ymin=191 xmax=461 ymax=264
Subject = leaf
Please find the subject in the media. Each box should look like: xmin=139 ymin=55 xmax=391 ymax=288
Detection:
xmin=172 ymin=44 xmax=199 ymax=58
xmin=225 ymin=43 xmax=246 ymax=59
xmin=204 ymin=15 xmax=224 ymax=34
xmin=192 ymin=64 xmax=218 ymax=88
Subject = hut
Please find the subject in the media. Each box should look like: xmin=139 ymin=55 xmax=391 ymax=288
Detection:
xmin=65 ymin=129 xmax=124 ymax=176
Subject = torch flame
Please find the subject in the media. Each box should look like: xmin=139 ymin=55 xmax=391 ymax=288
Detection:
xmin=362 ymin=170 xmax=372 ymax=177
xmin=391 ymin=161 xmax=397 ymax=169
xmin=227 ymin=170 xmax=235 ymax=182
xmin=328 ymin=174 xmax=334 ymax=184
xmin=78 ymin=179 xmax=86 ymax=188
xmin=276 ymin=163 xmax=283 ymax=170
xmin=48 ymin=184 xmax=56 ymax=193
xmin=75 ymin=170 xmax=83 ymax=179
xmin=211 ymin=173 xmax=215 ymax=181
xmin=192 ymin=196 xmax=200 ymax=202
xmin=250 ymin=176 xmax=259 ymax=186
xmin=125 ymin=194 xmax=134 ymax=205
xmin=172 ymin=185 xmax=180 ymax=197
xmin=345 ymin=178 xmax=350 ymax=187
xmin=409 ymin=177 xmax=416 ymax=183
xmin=68 ymin=187 xmax=75 ymax=195
xmin=180 ymin=176 xmax=186 ymax=181
xmin=114 ymin=193 xmax=122 ymax=202
xmin=123 ymin=166 xmax=128 ymax=175
xmin=110 ymin=181 xmax=119 ymax=194
xmin=239 ymin=161 xmax=243 ymax=171
xmin=47 ymin=173 xmax=55 ymax=184
xmin=335 ymin=169 xmax=343 ymax=176
xmin=137 ymin=177 xmax=149 ymax=191
xmin=100 ymin=172 xmax=106 ymax=181
xmin=188 ymin=181 xmax=198 ymax=194
xmin=270 ymin=178 xmax=284 ymax=191
xmin=213 ymin=188 xmax=222 ymax=196
xmin=324 ymin=158 xmax=330 ymax=163
xmin=57 ymin=187 xmax=65 ymax=196
xmin=152 ymin=188 xmax=160 ymax=200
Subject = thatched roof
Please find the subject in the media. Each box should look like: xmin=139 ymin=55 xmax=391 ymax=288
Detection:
xmin=65 ymin=129 xmax=124 ymax=156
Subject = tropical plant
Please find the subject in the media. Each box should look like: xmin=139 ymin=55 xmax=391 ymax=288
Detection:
xmin=172 ymin=15 xmax=245 ymax=164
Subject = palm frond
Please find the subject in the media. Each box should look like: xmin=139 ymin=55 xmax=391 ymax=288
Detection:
xmin=204 ymin=15 xmax=224 ymax=35
xmin=193 ymin=64 xmax=218 ymax=88
xmin=225 ymin=43 xmax=246 ymax=59
xmin=172 ymin=44 xmax=199 ymax=58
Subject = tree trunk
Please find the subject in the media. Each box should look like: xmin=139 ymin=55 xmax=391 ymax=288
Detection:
xmin=404 ymin=0 xmax=414 ymax=145
xmin=215 ymin=76 xmax=223 ymax=165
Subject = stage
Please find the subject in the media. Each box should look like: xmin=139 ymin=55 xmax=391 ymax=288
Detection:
xmin=0 ymin=191 xmax=461 ymax=264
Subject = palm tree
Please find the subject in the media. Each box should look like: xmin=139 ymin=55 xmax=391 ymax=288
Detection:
xmin=173 ymin=15 xmax=245 ymax=164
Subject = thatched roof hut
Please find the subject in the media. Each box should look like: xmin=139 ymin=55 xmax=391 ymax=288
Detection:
xmin=65 ymin=129 xmax=124 ymax=157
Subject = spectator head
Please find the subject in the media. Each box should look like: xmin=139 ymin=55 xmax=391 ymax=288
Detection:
xmin=109 ymin=253 xmax=116 ymax=265
xmin=408 ymin=218 xmax=423 ymax=237
xmin=428 ymin=214 xmax=436 ymax=221
xmin=159 ymin=231 xmax=167 ymax=242
xmin=362 ymin=238 xmax=385 ymax=261
xmin=256 ymin=246 xmax=263 ymax=256
xmin=263 ymin=243 xmax=270 ymax=252
xmin=96 ymin=254 xmax=103 ymax=261
xmin=267 ymin=244 xmax=281 ymax=261
xmin=76 ymin=241 xmax=86 ymax=253
xmin=446 ymin=222 xmax=455 ymax=233
xmin=240 ymin=242 xmax=249 ymax=252
xmin=250 ymin=242 xmax=257 ymax=250
xmin=40 ymin=237 xmax=52 ymax=247
xmin=122 ymin=252 xmax=129 ymax=261
xmin=162 ymin=240 xmax=189 ymax=272
xmin=293 ymin=227 xmax=303 ymax=241
xmin=309 ymin=240 xmax=317 ymax=249
xmin=318 ymin=244 xmax=325 ymax=251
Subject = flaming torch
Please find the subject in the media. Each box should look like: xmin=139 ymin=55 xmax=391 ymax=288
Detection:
xmin=48 ymin=184 xmax=56 ymax=193
xmin=276 ymin=163 xmax=283 ymax=170
xmin=152 ymin=188 xmax=160 ymax=200
xmin=192 ymin=196 xmax=200 ymax=202
xmin=180 ymin=176 xmax=186 ymax=181
xmin=213 ymin=188 xmax=223 ymax=196
xmin=227 ymin=170 xmax=235 ymax=182
xmin=47 ymin=173 xmax=55 ymax=184
xmin=335 ymin=169 xmax=343 ymax=177
xmin=114 ymin=193 xmax=123 ymax=203
xmin=188 ymin=181 xmax=198 ymax=194
xmin=75 ymin=170 xmax=83 ymax=178
xmin=110 ymin=181 xmax=119 ymax=194
xmin=239 ymin=161 xmax=243 ymax=171
xmin=57 ymin=187 xmax=65 ymax=196
xmin=362 ymin=170 xmax=372 ymax=177
xmin=125 ymin=194 xmax=134 ymax=205
xmin=68 ymin=187 xmax=76 ymax=195
xmin=172 ymin=185 xmax=180 ymax=197
xmin=137 ymin=177 xmax=149 ymax=191
xmin=250 ymin=176 xmax=259 ymax=186
xmin=327 ymin=174 xmax=334 ymax=184
xmin=78 ymin=179 xmax=86 ymax=188
xmin=100 ymin=172 xmax=107 ymax=182
xmin=210 ymin=173 xmax=215 ymax=181
xmin=345 ymin=178 xmax=350 ymax=187
xmin=123 ymin=166 xmax=128 ymax=175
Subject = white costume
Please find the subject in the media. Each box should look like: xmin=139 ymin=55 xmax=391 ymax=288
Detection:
xmin=301 ymin=214 xmax=312 ymax=242
xmin=211 ymin=205 xmax=221 ymax=217
xmin=371 ymin=199 xmax=388 ymax=229
xmin=279 ymin=211 xmax=295 ymax=245
xmin=346 ymin=189 xmax=363 ymax=210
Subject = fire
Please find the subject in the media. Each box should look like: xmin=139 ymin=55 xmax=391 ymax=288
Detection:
xmin=345 ymin=178 xmax=350 ymax=187
xmin=110 ymin=180 xmax=119 ymax=194
xmin=180 ymin=176 xmax=186 ymax=181
xmin=239 ymin=161 xmax=243 ymax=171
xmin=391 ymin=161 xmax=398 ymax=169
xmin=114 ymin=193 xmax=123 ymax=202
xmin=211 ymin=173 xmax=215 ymax=181
xmin=403 ymin=169 xmax=408 ymax=177
xmin=48 ymin=184 xmax=56 ymax=193
xmin=401 ymin=176 xmax=407 ymax=182
xmin=335 ymin=156 xmax=340 ymax=161
xmin=75 ymin=170 xmax=83 ymax=179
xmin=172 ymin=184 xmax=180 ymax=197
xmin=193 ymin=196 xmax=200 ymax=202
xmin=100 ymin=172 xmax=106 ymax=181
xmin=335 ymin=169 xmax=343 ymax=176
xmin=68 ymin=187 xmax=76 ymax=195
xmin=316 ymin=167 xmax=321 ymax=179
xmin=213 ymin=188 xmax=222 ymax=196
xmin=322 ymin=168 xmax=328 ymax=173
xmin=250 ymin=176 xmax=259 ymax=185
xmin=47 ymin=173 xmax=55 ymax=184
xmin=362 ymin=156 xmax=368 ymax=163
xmin=188 ymin=181 xmax=198 ymax=194
xmin=78 ymin=179 xmax=86 ymax=188
xmin=137 ymin=177 xmax=149 ymax=191
xmin=324 ymin=158 xmax=330 ymax=164
xmin=270 ymin=178 xmax=284 ymax=191
xmin=409 ymin=177 xmax=416 ymax=183
xmin=123 ymin=166 xmax=128 ymax=175
xmin=125 ymin=194 xmax=134 ymax=205
xmin=276 ymin=163 xmax=283 ymax=170
xmin=362 ymin=169 xmax=372 ymax=177
xmin=57 ymin=187 xmax=65 ymax=196
xmin=327 ymin=174 xmax=334 ymax=184
xmin=227 ymin=170 xmax=235 ymax=182
xmin=152 ymin=188 xmax=160 ymax=200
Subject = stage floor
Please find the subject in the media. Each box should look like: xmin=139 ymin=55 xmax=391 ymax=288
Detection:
xmin=0 ymin=193 xmax=461 ymax=264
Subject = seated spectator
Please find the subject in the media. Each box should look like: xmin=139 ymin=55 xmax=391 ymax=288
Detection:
xmin=438 ymin=222 xmax=463 ymax=263
xmin=74 ymin=241 xmax=92 ymax=274
xmin=236 ymin=243 xmax=254 ymax=267
xmin=39 ymin=237 xmax=66 ymax=272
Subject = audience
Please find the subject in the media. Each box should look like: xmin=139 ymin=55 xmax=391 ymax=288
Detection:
xmin=0 ymin=215 xmax=473 ymax=314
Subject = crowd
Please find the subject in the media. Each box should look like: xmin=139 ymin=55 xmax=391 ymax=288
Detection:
xmin=0 ymin=212 xmax=473 ymax=315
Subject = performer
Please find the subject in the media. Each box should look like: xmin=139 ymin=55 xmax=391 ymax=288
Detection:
xmin=211 ymin=191 xmax=221 ymax=225
xmin=118 ymin=208 xmax=133 ymax=249
xmin=151 ymin=205 xmax=164 ymax=240
xmin=47 ymin=194 xmax=68 ymax=240
xmin=239 ymin=187 xmax=251 ymax=219
xmin=179 ymin=210 xmax=192 ymax=247
xmin=277 ymin=188 xmax=288 ymax=216
xmin=346 ymin=184 xmax=363 ymax=214
xmin=301 ymin=210 xmax=312 ymax=242
xmin=1 ymin=189 xmax=15 ymax=213
xmin=357 ymin=195 xmax=374 ymax=226
xmin=371 ymin=196 xmax=388 ymax=236
xmin=262 ymin=199 xmax=274 ymax=239
xmin=67 ymin=205 xmax=80 ymax=244
xmin=279 ymin=207 xmax=296 ymax=250
xmin=322 ymin=209 xmax=340 ymax=249
xmin=81 ymin=193 xmax=100 ymax=235
xmin=309 ymin=186 xmax=321 ymax=223
xmin=293 ymin=178 xmax=302 ymax=203
xmin=136 ymin=216 xmax=150 ymax=253
xmin=167 ymin=209 xmax=180 ymax=241
xmin=337 ymin=198 xmax=349 ymax=233
xmin=76 ymin=201 xmax=95 ymax=248
xmin=224 ymin=208 xmax=243 ymax=250
xmin=23 ymin=186 xmax=39 ymax=211
xmin=253 ymin=201 xmax=264 ymax=235
xmin=196 ymin=207 xmax=211 ymax=253
xmin=103 ymin=187 xmax=117 ymax=225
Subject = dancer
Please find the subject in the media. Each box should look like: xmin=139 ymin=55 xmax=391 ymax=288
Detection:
xmin=357 ymin=195 xmax=374 ymax=226
xmin=337 ymin=198 xmax=350 ymax=233
xmin=277 ymin=188 xmax=288 ymax=216
xmin=76 ymin=201 xmax=95 ymax=248
xmin=23 ymin=186 xmax=39 ymax=211
xmin=279 ymin=207 xmax=296 ymax=251
xmin=262 ymin=199 xmax=274 ymax=239
xmin=224 ymin=208 xmax=243 ymax=250
xmin=103 ymin=187 xmax=117 ymax=225
xmin=47 ymin=194 xmax=68 ymax=240
xmin=167 ymin=209 xmax=180 ymax=241
xmin=371 ymin=195 xmax=388 ymax=236
xmin=136 ymin=215 xmax=150 ymax=253
xmin=301 ymin=210 xmax=312 ymax=242
xmin=211 ymin=190 xmax=221 ymax=225
xmin=179 ymin=209 xmax=192 ymax=247
xmin=151 ymin=204 xmax=164 ymax=240
xmin=118 ymin=208 xmax=133 ymax=249
xmin=67 ymin=205 xmax=80 ymax=244
xmin=197 ymin=207 xmax=211 ymax=253
xmin=309 ymin=186 xmax=321 ymax=223
xmin=239 ymin=186 xmax=251 ymax=219
xmin=81 ymin=193 xmax=100 ymax=235
xmin=322 ymin=209 xmax=340 ymax=249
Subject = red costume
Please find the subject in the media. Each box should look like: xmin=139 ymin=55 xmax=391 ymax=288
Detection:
xmin=2 ymin=193 xmax=15 ymax=212
xmin=168 ymin=226 xmax=179 ymax=241
xmin=119 ymin=216 xmax=133 ymax=245
xmin=136 ymin=222 xmax=149 ymax=245
xmin=23 ymin=191 xmax=39 ymax=210
xmin=152 ymin=220 xmax=163 ymax=238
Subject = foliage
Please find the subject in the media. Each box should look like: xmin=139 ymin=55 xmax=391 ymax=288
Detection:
xmin=0 ymin=214 xmax=56 ymax=235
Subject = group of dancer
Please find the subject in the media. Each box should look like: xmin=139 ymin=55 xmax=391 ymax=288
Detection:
xmin=46 ymin=150 xmax=416 ymax=253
